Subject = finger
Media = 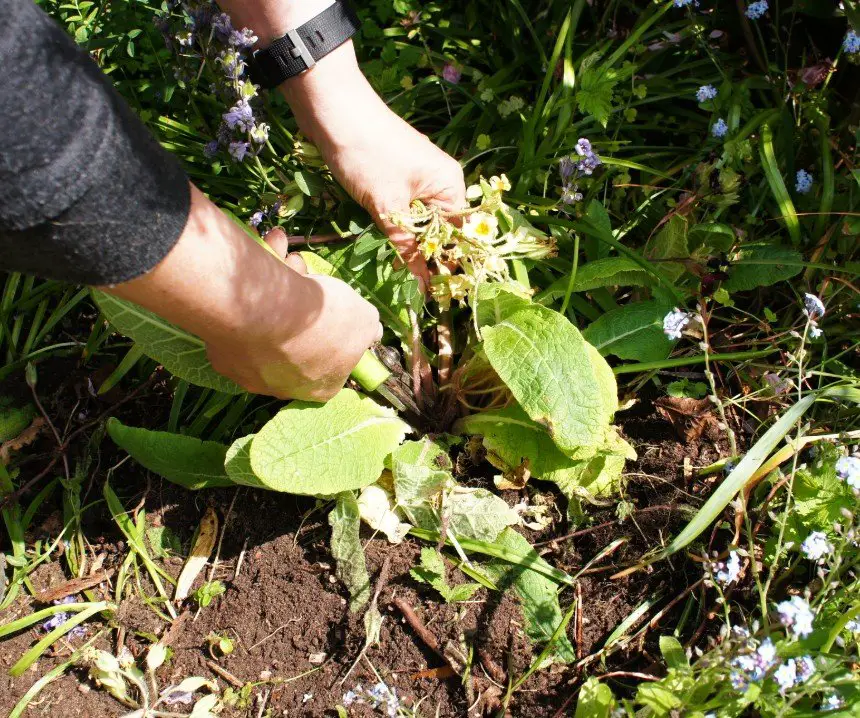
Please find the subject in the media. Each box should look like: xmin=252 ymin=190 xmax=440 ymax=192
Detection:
xmin=284 ymin=253 xmax=308 ymax=275
xmin=263 ymin=227 xmax=290 ymax=259
xmin=374 ymin=322 xmax=384 ymax=343
xmin=379 ymin=219 xmax=431 ymax=291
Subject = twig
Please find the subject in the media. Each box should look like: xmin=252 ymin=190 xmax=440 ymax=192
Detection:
xmin=0 ymin=455 xmax=60 ymax=510
xmin=392 ymin=596 xmax=442 ymax=657
xmin=575 ymin=582 xmax=584 ymax=661
xmin=233 ymin=537 xmax=249 ymax=581
xmin=37 ymin=569 xmax=114 ymax=603
xmin=205 ymin=659 xmax=244 ymax=688
xmin=255 ymin=689 xmax=270 ymax=718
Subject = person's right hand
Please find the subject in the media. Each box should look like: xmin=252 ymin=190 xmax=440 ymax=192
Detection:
xmin=206 ymin=228 xmax=383 ymax=401
xmin=104 ymin=185 xmax=381 ymax=402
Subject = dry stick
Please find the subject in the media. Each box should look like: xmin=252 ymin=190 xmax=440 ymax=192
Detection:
xmin=392 ymin=596 xmax=443 ymax=656
xmin=575 ymin=582 xmax=584 ymax=661
xmin=233 ymin=536 xmax=250 ymax=581
xmin=0 ymin=455 xmax=60 ymax=510
xmin=206 ymin=659 xmax=244 ymax=688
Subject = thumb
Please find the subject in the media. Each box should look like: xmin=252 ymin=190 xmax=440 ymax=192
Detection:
xmin=262 ymin=227 xmax=290 ymax=258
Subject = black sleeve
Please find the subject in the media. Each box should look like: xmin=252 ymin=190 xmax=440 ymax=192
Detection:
xmin=0 ymin=0 xmax=191 ymax=285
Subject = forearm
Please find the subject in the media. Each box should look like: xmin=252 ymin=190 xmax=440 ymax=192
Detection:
xmin=104 ymin=185 xmax=298 ymax=345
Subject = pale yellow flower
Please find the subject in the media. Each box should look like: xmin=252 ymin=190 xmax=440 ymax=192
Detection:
xmin=488 ymin=174 xmax=511 ymax=192
xmin=462 ymin=212 xmax=499 ymax=244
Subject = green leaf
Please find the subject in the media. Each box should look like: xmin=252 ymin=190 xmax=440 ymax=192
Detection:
xmin=318 ymin=233 xmax=421 ymax=340
xmin=574 ymin=678 xmax=615 ymax=718
xmin=410 ymin=547 xmax=480 ymax=603
xmin=636 ymin=684 xmax=683 ymax=713
xmin=329 ymin=492 xmax=371 ymax=611
xmin=644 ymin=216 xmax=689 ymax=281
xmin=405 ymin=487 xmax=519 ymax=543
xmin=474 ymin=282 xmax=532 ymax=329
xmin=582 ymin=300 xmax=674 ymax=362
xmin=250 ymin=389 xmax=410 ymax=495
xmin=659 ymin=635 xmax=689 ymax=672
xmin=576 ymin=59 xmax=619 ymax=127
xmin=484 ymin=528 xmax=575 ymax=662
xmin=539 ymin=257 xmax=653 ymax=303
xmin=107 ymin=418 xmax=233 ymax=490
xmin=721 ymin=243 xmax=803 ymax=292
xmin=0 ymin=399 xmax=36 ymax=442
xmin=791 ymin=443 xmax=855 ymax=535
xmin=482 ymin=305 xmax=615 ymax=457
xmin=92 ymin=290 xmax=241 ymax=394
xmin=224 ymin=435 xmax=265 ymax=488
xmin=391 ymin=438 xmax=453 ymax=505
xmin=661 ymin=393 xmax=818 ymax=558
xmin=689 ymin=223 xmax=736 ymax=252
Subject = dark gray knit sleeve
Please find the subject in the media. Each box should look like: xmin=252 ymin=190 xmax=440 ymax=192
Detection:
xmin=0 ymin=0 xmax=190 ymax=285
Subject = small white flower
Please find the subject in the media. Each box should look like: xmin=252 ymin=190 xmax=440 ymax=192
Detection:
xmin=663 ymin=308 xmax=691 ymax=340
xmin=801 ymin=531 xmax=832 ymax=561
xmin=836 ymin=455 xmax=860 ymax=490
xmin=795 ymin=655 xmax=815 ymax=682
xmin=774 ymin=660 xmax=797 ymax=693
xmin=809 ymin=322 xmax=823 ymax=339
xmin=845 ymin=619 xmax=860 ymax=634
xmin=777 ymin=596 xmax=815 ymax=639
xmin=715 ymin=551 xmax=742 ymax=584
xmin=822 ymin=693 xmax=845 ymax=710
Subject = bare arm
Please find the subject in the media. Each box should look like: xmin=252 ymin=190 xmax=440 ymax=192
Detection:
xmin=217 ymin=0 xmax=466 ymax=283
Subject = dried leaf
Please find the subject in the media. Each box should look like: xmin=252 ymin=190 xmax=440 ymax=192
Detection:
xmin=174 ymin=508 xmax=218 ymax=602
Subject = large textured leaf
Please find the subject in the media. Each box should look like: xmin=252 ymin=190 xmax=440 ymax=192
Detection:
xmin=540 ymin=257 xmax=653 ymax=303
xmin=721 ymin=243 xmax=802 ymax=292
xmin=92 ymin=290 xmax=241 ymax=394
xmin=224 ymin=435 xmax=265 ymax=488
xmin=107 ymin=418 xmax=233 ymax=490
xmin=456 ymin=407 xmax=632 ymax=501
xmin=583 ymin=300 xmax=674 ymax=362
xmin=484 ymin=528 xmax=575 ymax=662
xmin=329 ymin=491 xmax=371 ymax=611
xmin=390 ymin=438 xmax=453 ymax=505
xmin=474 ymin=283 xmax=532 ymax=329
xmin=482 ymin=305 xmax=613 ymax=457
xmin=404 ymin=488 xmax=519 ymax=543
xmin=249 ymin=389 xmax=410 ymax=495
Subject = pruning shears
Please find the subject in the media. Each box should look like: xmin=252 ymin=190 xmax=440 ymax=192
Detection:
xmin=351 ymin=349 xmax=423 ymax=418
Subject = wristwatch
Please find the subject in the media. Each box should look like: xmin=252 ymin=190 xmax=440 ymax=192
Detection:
xmin=248 ymin=0 xmax=360 ymax=89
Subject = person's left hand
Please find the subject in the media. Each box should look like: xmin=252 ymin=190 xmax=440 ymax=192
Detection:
xmin=280 ymin=43 xmax=466 ymax=285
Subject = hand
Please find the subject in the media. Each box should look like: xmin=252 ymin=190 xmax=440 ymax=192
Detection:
xmin=207 ymin=228 xmax=383 ymax=401
xmin=105 ymin=185 xmax=381 ymax=401
xmin=280 ymin=43 xmax=466 ymax=284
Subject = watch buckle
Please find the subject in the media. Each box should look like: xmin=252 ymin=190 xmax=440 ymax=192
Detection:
xmin=286 ymin=29 xmax=316 ymax=71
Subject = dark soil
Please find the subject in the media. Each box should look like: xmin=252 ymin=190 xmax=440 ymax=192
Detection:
xmin=0 ymin=364 xmax=735 ymax=718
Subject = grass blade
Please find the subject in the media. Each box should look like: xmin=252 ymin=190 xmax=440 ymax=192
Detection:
xmin=660 ymin=393 xmax=816 ymax=558
xmin=759 ymin=123 xmax=801 ymax=246
xmin=8 ymin=601 xmax=113 ymax=677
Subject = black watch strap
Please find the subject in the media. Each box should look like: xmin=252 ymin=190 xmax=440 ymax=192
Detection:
xmin=248 ymin=0 xmax=360 ymax=89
